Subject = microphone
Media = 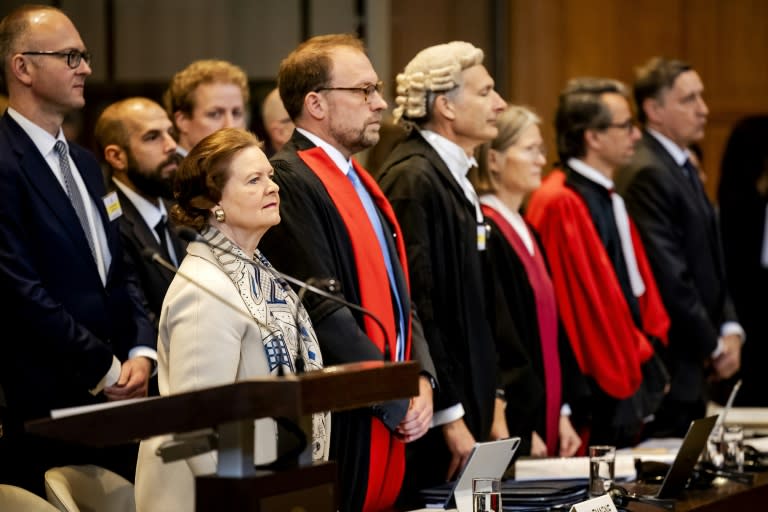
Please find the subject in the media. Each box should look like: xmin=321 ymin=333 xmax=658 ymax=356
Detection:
xmin=176 ymin=227 xmax=393 ymax=362
xmin=141 ymin=248 xmax=272 ymax=333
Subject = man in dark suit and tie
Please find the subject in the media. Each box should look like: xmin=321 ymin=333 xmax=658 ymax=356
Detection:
xmin=0 ymin=6 xmax=155 ymax=495
xmin=615 ymin=57 xmax=743 ymax=437
xmin=95 ymin=97 xmax=186 ymax=328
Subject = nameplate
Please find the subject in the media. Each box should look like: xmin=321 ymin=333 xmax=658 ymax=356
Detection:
xmin=569 ymin=493 xmax=617 ymax=512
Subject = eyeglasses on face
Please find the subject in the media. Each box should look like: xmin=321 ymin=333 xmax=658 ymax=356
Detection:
xmin=603 ymin=118 xmax=636 ymax=134
xmin=315 ymin=81 xmax=384 ymax=103
xmin=21 ymin=49 xmax=92 ymax=69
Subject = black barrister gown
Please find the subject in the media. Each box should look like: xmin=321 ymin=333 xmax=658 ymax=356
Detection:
xmin=259 ymin=130 xmax=435 ymax=512
xmin=377 ymin=130 xmax=498 ymax=500
xmin=481 ymin=209 xmax=589 ymax=456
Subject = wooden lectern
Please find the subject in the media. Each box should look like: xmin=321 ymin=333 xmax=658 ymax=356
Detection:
xmin=26 ymin=360 xmax=420 ymax=511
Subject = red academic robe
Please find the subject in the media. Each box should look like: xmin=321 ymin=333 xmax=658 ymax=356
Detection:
xmin=526 ymin=170 xmax=669 ymax=400
xmin=298 ymin=147 xmax=411 ymax=511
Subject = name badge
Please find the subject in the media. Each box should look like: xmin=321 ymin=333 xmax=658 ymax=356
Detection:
xmin=103 ymin=191 xmax=122 ymax=221
xmin=569 ymin=494 xmax=617 ymax=512
xmin=477 ymin=223 xmax=489 ymax=251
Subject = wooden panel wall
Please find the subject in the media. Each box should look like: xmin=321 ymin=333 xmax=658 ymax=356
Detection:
xmin=389 ymin=0 xmax=493 ymax=91
xmin=506 ymin=0 xmax=768 ymax=198
xmin=391 ymin=0 xmax=768 ymax=199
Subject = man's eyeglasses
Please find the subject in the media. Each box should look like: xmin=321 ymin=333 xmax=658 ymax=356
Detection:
xmin=21 ymin=49 xmax=91 ymax=69
xmin=603 ymin=118 xmax=636 ymax=134
xmin=315 ymin=81 xmax=383 ymax=103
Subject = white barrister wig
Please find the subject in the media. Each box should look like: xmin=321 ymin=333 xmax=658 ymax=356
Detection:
xmin=393 ymin=41 xmax=484 ymax=126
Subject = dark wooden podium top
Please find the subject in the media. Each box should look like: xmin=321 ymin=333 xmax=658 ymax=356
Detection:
xmin=26 ymin=360 xmax=420 ymax=447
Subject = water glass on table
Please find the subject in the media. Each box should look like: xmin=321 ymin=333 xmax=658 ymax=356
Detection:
xmin=706 ymin=424 xmax=745 ymax=472
xmin=589 ymin=445 xmax=616 ymax=497
xmin=472 ymin=477 xmax=501 ymax=512
xmin=722 ymin=425 xmax=745 ymax=472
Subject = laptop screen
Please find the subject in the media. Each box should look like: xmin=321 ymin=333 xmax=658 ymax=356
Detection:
xmin=655 ymin=415 xmax=718 ymax=499
xmin=435 ymin=437 xmax=521 ymax=512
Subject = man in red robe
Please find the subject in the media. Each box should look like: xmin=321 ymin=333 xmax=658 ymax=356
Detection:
xmin=258 ymin=34 xmax=436 ymax=512
xmin=526 ymin=78 xmax=670 ymax=447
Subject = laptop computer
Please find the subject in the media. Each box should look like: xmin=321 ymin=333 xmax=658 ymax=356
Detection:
xmin=419 ymin=437 xmax=521 ymax=511
xmin=635 ymin=415 xmax=718 ymax=499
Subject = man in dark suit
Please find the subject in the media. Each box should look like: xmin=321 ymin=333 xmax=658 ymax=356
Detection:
xmin=615 ymin=57 xmax=743 ymax=437
xmin=95 ymin=97 xmax=186 ymax=328
xmin=258 ymin=34 xmax=435 ymax=512
xmin=376 ymin=41 xmax=509 ymax=503
xmin=0 ymin=6 xmax=155 ymax=495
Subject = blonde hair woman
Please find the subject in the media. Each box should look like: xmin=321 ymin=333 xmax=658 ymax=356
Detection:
xmin=471 ymin=106 xmax=585 ymax=457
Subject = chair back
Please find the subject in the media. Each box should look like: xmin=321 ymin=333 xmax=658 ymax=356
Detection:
xmin=0 ymin=483 xmax=60 ymax=511
xmin=44 ymin=464 xmax=136 ymax=512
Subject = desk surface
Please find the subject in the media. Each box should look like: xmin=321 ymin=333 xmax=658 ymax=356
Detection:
xmin=626 ymin=470 xmax=768 ymax=511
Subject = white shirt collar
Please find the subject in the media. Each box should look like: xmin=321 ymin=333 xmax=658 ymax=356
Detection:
xmin=7 ymin=107 xmax=66 ymax=157
xmin=297 ymin=127 xmax=353 ymax=174
xmin=112 ymin=178 xmax=167 ymax=228
xmin=420 ymin=129 xmax=478 ymax=178
xmin=568 ymin=158 xmax=614 ymax=191
xmin=420 ymin=129 xmax=482 ymax=221
xmin=647 ymin=128 xmax=690 ymax=167
xmin=480 ymin=194 xmax=534 ymax=255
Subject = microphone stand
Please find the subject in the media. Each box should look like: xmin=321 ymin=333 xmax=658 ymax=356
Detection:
xmin=145 ymin=248 xmax=315 ymax=466
xmin=176 ymin=227 xmax=394 ymax=362
xmin=142 ymin=249 xmax=279 ymax=463
xmin=142 ymin=249 xmax=271 ymax=332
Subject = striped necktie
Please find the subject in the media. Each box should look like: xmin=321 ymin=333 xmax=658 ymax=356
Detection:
xmin=54 ymin=141 xmax=95 ymax=261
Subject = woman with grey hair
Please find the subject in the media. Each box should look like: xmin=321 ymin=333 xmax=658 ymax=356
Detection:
xmin=470 ymin=106 xmax=586 ymax=457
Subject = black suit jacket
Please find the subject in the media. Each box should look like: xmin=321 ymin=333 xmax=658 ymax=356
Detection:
xmin=615 ymin=130 xmax=737 ymax=404
xmin=0 ymin=113 xmax=155 ymax=424
xmin=113 ymin=185 xmax=186 ymax=327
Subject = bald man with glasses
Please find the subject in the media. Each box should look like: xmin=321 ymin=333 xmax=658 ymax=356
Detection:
xmin=0 ymin=5 xmax=155 ymax=494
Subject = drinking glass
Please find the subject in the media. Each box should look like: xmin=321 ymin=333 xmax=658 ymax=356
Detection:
xmin=589 ymin=445 xmax=616 ymax=497
xmin=472 ymin=477 xmax=501 ymax=512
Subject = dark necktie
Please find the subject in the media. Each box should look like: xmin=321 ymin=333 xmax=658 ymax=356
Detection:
xmin=54 ymin=140 xmax=96 ymax=261
xmin=154 ymin=216 xmax=174 ymax=265
xmin=683 ymin=158 xmax=710 ymax=208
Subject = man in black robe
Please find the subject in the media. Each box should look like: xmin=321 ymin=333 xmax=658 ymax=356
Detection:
xmin=376 ymin=41 xmax=509 ymax=504
xmin=258 ymin=34 xmax=436 ymax=512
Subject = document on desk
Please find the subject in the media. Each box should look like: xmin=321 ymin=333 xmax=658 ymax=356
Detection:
xmin=746 ymin=437 xmax=768 ymax=452
xmin=706 ymin=403 xmax=768 ymax=431
xmin=514 ymin=450 xmax=677 ymax=482
xmin=514 ymin=455 xmax=630 ymax=481
xmin=50 ymin=396 xmax=160 ymax=419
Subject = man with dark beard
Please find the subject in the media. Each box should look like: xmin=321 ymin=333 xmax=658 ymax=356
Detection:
xmin=95 ymin=97 xmax=186 ymax=329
